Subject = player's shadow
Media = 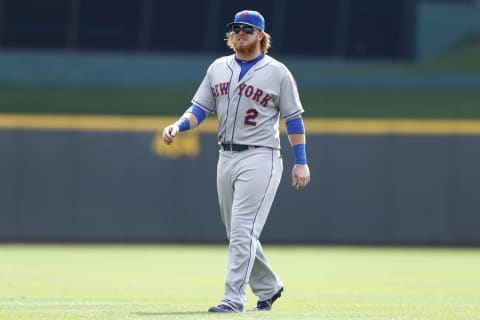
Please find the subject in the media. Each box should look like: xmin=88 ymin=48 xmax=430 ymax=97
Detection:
xmin=133 ymin=311 xmax=206 ymax=317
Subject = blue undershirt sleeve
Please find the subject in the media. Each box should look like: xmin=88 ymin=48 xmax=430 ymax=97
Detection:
xmin=187 ymin=104 xmax=207 ymax=124
xmin=285 ymin=117 xmax=305 ymax=135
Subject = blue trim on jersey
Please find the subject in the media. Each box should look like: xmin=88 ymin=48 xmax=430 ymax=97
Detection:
xmin=282 ymin=109 xmax=303 ymax=120
xmin=285 ymin=117 xmax=305 ymax=135
xmin=235 ymin=53 xmax=265 ymax=81
xmin=221 ymin=62 xmax=235 ymax=144
xmin=191 ymin=99 xmax=214 ymax=113
xmin=230 ymin=96 xmax=243 ymax=143
xmin=240 ymin=148 xmax=275 ymax=294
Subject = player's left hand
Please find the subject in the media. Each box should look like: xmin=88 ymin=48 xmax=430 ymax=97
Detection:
xmin=292 ymin=164 xmax=310 ymax=190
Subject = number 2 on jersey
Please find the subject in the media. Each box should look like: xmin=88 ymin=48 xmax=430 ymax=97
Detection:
xmin=244 ymin=108 xmax=258 ymax=126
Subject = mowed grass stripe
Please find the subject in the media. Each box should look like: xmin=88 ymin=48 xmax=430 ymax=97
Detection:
xmin=1 ymin=113 xmax=480 ymax=135
xmin=0 ymin=245 xmax=479 ymax=320
xmin=1 ymin=85 xmax=480 ymax=119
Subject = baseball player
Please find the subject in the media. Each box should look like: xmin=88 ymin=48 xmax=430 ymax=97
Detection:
xmin=162 ymin=10 xmax=310 ymax=313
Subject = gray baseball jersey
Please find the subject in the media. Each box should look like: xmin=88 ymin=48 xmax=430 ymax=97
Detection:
xmin=192 ymin=54 xmax=304 ymax=148
xmin=191 ymin=54 xmax=303 ymax=311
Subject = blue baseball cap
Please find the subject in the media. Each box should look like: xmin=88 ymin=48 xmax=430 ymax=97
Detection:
xmin=227 ymin=10 xmax=265 ymax=31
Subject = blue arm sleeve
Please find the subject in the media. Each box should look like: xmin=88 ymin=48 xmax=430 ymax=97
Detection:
xmin=285 ymin=117 xmax=305 ymax=135
xmin=176 ymin=117 xmax=190 ymax=132
xmin=293 ymin=144 xmax=307 ymax=165
xmin=187 ymin=104 xmax=207 ymax=124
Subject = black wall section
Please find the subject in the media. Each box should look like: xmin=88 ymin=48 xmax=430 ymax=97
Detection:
xmin=0 ymin=0 xmax=418 ymax=59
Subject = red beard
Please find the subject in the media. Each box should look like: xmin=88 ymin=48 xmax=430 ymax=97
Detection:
xmin=233 ymin=38 xmax=258 ymax=56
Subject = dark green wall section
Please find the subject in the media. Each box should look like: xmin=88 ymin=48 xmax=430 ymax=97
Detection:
xmin=1 ymin=130 xmax=479 ymax=245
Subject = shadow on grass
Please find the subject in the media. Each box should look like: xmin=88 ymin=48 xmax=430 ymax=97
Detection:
xmin=133 ymin=311 xmax=206 ymax=316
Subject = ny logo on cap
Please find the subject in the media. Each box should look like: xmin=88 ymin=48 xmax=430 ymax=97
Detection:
xmin=241 ymin=11 xmax=248 ymax=18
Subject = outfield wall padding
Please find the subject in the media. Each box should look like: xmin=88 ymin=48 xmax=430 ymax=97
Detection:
xmin=1 ymin=130 xmax=479 ymax=245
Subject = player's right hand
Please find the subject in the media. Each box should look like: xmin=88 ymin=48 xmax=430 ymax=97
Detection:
xmin=162 ymin=124 xmax=179 ymax=145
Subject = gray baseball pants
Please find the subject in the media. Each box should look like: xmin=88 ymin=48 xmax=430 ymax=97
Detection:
xmin=216 ymin=147 xmax=284 ymax=312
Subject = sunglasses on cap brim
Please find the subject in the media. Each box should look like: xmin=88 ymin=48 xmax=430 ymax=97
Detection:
xmin=231 ymin=25 xmax=256 ymax=34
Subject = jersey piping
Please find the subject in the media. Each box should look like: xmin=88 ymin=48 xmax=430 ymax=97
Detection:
xmin=192 ymin=100 xmax=214 ymax=113
xmin=283 ymin=109 xmax=304 ymax=120
xmin=221 ymin=62 xmax=235 ymax=144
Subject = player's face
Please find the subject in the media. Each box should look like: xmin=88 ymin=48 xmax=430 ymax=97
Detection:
xmin=230 ymin=24 xmax=262 ymax=53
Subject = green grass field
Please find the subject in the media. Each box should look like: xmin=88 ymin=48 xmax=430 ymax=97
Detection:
xmin=0 ymin=245 xmax=479 ymax=319
xmin=1 ymin=85 xmax=480 ymax=119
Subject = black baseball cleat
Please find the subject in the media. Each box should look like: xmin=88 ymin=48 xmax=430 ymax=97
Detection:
xmin=254 ymin=287 xmax=284 ymax=311
xmin=208 ymin=304 xmax=236 ymax=313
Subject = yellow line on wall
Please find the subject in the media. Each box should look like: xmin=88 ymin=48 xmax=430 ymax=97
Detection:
xmin=303 ymin=119 xmax=480 ymax=135
xmin=0 ymin=114 xmax=177 ymax=132
xmin=1 ymin=114 xmax=480 ymax=135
